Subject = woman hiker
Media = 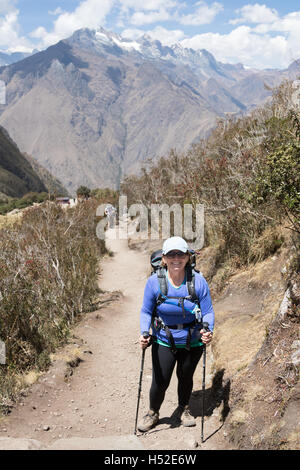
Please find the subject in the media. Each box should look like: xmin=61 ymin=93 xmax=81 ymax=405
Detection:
xmin=138 ymin=236 xmax=214 ymax=432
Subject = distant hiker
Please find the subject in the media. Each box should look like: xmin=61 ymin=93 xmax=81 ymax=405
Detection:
xmin=104 ymin=204 xmax=117 ymax=228
xmin=138 ymin=236 xmax=214 ymax=432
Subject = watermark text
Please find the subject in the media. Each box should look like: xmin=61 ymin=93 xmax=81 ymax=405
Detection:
xmin=96 ymin=196 xmax=204 ymax=249
xmin=0 ymin=80 xmax=6 ymax=105
xmin=0 ymin=340 xmax=5 ymax=365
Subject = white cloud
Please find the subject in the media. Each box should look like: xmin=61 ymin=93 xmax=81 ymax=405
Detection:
xmin=121 ymin=27 xmax=143 ymax=39
xmin=178 ymin=6 xmax=300 ymax=69
xmin=180 ymin=26 xmax=291 ymax=69
xmin=31 ymin=0 xmax=115 ymax=48
xmin=0 ymin=0 xmax=17 ymax=15
xmin=253 ymin=10 xmax=300 ymax=33
xmin=144 ymin=25 xmax=185 ymax=44
xmin=251 ymin=11 xmax=300 ymax=65
xmin=118 ymin=0 xmax=178 ymax=26
xmin=230 ymin=3 xmax=279 ymax=25
xmin=119 ymin=0 xmax=223 ymax=28
xmin=48 ymin=7 xmax=65 ymax=16
xmin=130 ymin=9 xmax=171 ymax=25
xmin=179 ymin=1 xmax=223 ymax=26
xmin=119 ymin=0 xmax=177 ymax=12
xmin=0 ymin=3 xmax=33 ymax=52
xmin=0 ymin=9 xmax=19 ymax=43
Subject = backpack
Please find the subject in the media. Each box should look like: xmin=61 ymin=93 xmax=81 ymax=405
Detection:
xmin=150 ymin=249 xmax=203 ymax=353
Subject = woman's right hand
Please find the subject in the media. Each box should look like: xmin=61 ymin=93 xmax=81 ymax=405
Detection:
xmin=139 ymin=334 xmax=151 ymax=350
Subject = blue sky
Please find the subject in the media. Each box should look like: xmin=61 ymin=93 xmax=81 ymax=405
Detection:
xmin=1 ymin=1 xmax=300 ymax=68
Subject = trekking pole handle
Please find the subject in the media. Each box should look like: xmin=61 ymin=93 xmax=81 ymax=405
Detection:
xmin=141 ymin=331 xmax=151 ymax=349
xmin=201 ymin=322 xmax=210 ymax=343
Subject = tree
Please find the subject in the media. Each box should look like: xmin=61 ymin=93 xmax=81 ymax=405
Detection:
xmin=76 ymin=185 xmax=91 ymax=199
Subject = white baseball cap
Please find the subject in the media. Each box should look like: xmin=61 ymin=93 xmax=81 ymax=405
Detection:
xmin=162 ymin=236 xmax=189 ymax=255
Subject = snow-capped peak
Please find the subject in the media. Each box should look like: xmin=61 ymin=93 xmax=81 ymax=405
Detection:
xmin=68 ymin=27 xmax=245 ymax=81
xmin=87 ymin=27 xmax=141 ymax=52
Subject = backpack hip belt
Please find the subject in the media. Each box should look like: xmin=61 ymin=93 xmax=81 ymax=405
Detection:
xmin=153 ymin=317 xmax=196 ymax=331
xmin=152 ymin=315 xmax=201 ymax=354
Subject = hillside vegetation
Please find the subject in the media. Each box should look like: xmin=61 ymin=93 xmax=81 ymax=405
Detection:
xmin=0 ymin=199 xmax=106 ymax=413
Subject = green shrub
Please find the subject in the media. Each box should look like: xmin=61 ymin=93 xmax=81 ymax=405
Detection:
xmin=254 ymin=143 xmax=300 ymax=232
xmin=0 ymin=191 xmax=49 ymax=215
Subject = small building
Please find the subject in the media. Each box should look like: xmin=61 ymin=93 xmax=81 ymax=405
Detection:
xmin=56 ymin=197 xmax=78 ymax=208
xmin=56 ymin=197 xmax=70 ymax=205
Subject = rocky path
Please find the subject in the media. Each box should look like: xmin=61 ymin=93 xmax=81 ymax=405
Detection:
xmin=0 ymin=224 xmax=233 ymax=451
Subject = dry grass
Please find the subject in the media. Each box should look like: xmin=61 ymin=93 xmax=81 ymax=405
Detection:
xmin=50 ymin=346 xmax=84 ymax=366
xmin=229 ymin=409 xmax=248 ymax=425
xmin=248 ymin=225 xmax=285 ymax=264
xmin=244 ymin=384 xmax=265 ymax=402
xmin=212 ymin=248 xmax=288 ymax=377
xmin=0 ymin=213 xmax=21 ymax=228
xmin=23 ymin=371 xmax=41 ymax=386
xmin=213 ymin=316 xmax=268 ymax=376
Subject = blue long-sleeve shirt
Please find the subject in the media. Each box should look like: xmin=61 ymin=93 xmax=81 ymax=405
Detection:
xmin=140 ymin=271 xmax=215 ymax=348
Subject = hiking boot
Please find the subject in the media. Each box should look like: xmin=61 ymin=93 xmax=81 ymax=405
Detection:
xmin=172 ymin=405 xmax=196 ymax=427
xmin=181 ymin=405 xmax=196 ymax=427
xmin=138 ymin=410 xmax=159 ymax=432
xmin=171 ymin=405 xmax=185 ymax=424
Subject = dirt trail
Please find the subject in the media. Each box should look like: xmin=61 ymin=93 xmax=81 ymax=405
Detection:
xmin=0 ymin=222 xmax=233 ymax=450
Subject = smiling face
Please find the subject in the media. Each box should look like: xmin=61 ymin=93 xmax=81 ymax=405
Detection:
xmin=162 ymin=250 xmax=190 ymax=276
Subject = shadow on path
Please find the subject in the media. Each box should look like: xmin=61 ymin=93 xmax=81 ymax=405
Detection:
xmin=190 ymin=368 xmax=231 ymax=422
xmin=143 ymin=369 xmax=231 ymax=441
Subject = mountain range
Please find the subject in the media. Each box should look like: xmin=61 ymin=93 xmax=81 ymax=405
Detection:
xmin=0 ymin=27 xmax=299 ymax=194
xmin=0 ymin=51 xmax=33 ymax=67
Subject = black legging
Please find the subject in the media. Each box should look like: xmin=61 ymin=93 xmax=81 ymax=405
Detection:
xmin=150 ymin=341 xmax=203 ymax=412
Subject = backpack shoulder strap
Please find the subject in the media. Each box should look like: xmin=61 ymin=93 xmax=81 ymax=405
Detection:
xmin=155 ymin=265 xmax=200 ymax=307
xmin=156 ymin=266 xmax=168 ymax=299
xmin=185 ymin=265 xmax=199 ymax=306
xmin=151 ymin=267 xmax=167 ymax=324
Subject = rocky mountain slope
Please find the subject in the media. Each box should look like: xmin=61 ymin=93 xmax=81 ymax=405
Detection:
xmin=24 ymin=153 xmax=69 ymax=197
xmin=0 ymin=126 xmax=47 ymax=198
xmin=0 ymin=27 xmax=299 ymax=194
xmin=0 ymin=125 xmax=67 ymax=198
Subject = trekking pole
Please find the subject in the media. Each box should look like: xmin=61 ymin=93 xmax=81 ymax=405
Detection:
xmin=134 ymin=332 xmax=149 ymax=435
xmin=201 ymin=322 xmax=210 ymax=443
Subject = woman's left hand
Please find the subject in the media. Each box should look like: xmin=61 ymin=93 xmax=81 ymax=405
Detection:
xmin=200 ymin=329 xmax=213 ymax=345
